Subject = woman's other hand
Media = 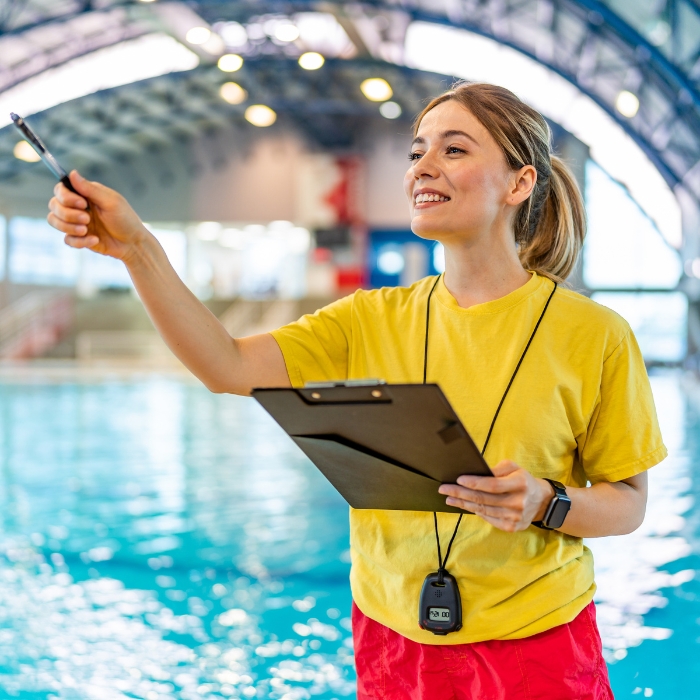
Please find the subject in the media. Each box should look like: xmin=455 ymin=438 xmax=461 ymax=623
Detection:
xmin=47 ymin=170 xmax=149 ymax=264
xmin=438 ymin=460 xmax=553 ymax=532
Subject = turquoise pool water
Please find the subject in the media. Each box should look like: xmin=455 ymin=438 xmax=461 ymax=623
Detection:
xmin=0 ymin=371 xmax=697 ymax=699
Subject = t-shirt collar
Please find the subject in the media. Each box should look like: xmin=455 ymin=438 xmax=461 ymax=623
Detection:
xmin=434 ymin=270 xmax=546 ymax=315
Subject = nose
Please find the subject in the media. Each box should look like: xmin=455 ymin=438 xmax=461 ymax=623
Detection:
xmin=411 ymin=149 xmax=439 ymax=180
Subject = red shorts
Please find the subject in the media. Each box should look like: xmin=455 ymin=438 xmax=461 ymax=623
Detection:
xmin=352 ymin=601 xmax=614 ymax=700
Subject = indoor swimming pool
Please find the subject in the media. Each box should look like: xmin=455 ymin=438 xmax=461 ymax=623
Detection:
xmin=0 ymin=371 xmax=697 ymax=699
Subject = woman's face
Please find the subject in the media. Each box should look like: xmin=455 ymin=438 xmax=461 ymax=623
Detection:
xmin=404 ymin=100 xmax=521 ymax=244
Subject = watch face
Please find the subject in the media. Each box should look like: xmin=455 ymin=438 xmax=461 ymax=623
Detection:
xmin=548 ymin=497 xmax=571 ymax=529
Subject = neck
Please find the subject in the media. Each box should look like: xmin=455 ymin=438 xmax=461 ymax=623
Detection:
xmin=440 ymin=228 xmax=531 ymax=309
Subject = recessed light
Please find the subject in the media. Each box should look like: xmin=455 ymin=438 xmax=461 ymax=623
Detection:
xmin=220 ymin=82 xmax=247 ymax=105
xmin=13 ymin=140 xmax=41 ymax=162
xmin=218 ymin=54 xmax=243 ymax=72
xmin=274 ymin=23 xmax=300 ymax=42
xmin=615 ymin=90 xmax=639 ymax=118
xmin=380 ymin=101 xmax=402 ymax=119
xmin=361 ymin=78 xmax=393 ymax=101
xmin=186 ymin=27 xmax=211 ymax=45
xmin=245 ymin=104 xmax=277 ymax=127
xmin=298 ymin=52 xmax=325 ymax=70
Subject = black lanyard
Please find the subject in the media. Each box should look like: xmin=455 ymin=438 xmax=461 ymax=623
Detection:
xmin=423 ymin=274 xmax=558 ymax=577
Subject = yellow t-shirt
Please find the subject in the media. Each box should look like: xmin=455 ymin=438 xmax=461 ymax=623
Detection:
xmin=270 ymin=272 xmax=666 ymax=644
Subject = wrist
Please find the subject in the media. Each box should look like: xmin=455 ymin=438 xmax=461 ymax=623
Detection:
xmin=533 ymin=478 xmax=555 ymax=522
xmin=122 ymin=227 xmax=159 ymax=271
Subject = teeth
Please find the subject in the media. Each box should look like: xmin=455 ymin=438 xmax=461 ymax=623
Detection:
xmin=415 ymin=193 xmax=449 ymax=203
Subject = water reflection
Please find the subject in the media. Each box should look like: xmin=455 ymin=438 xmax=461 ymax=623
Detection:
xmin=0 ymin=380 xmax=354 ymax=699
xmin=588 ymin=373 xmax=696 ymax=666
xmin=0 ymin=373 xmax=698 ymax=698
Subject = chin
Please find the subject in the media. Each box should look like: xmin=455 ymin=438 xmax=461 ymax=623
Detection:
xmin=410 ymin=216 xmax=449 ymax=243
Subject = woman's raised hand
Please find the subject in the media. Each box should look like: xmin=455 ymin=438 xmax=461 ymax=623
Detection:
xmin=47 ymin=170 xmax=149 ymax=264
xmin=438 ymin=461 xmax=553 ymax=532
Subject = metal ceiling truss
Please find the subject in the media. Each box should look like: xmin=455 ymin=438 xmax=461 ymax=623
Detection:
xmin=0 ymin=0 xmax=699 ymax=202
xmin=0 ymin=57 xmax=446 ymax=188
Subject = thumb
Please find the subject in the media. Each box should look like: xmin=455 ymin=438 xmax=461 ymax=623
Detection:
xmin=69 ymin=170 xmax=112 ymax=206
xmin=490 ymin=460 xmax=521 ymax=477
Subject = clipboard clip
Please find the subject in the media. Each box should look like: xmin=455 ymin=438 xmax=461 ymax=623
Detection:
xmin=303 ymin=379 xmax=386 ymax=388
xmin=300 ymin=379 xmax=391 ymax=405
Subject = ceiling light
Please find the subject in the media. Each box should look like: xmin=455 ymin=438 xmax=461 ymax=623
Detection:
xmin=218 ymin=22 xmax=248 ymax=48
xmin=379 ymin=101 xmax=402 ymax=119
xmin=218 ymin=54 xmax=243 ymax=72
xmin=615 ymin=90 xmax=640 ymax=118
xmin=186 ymin=26 xmax=211 ymax=45
xmin=220 ymin=82 xmax=247 ymax=105
xmin=13 ymin=140 xmax=41 ymax=162
xmin=361 ymin=77 xmax=393 ymax=102
xmin=274 ymin=23 xmax=300 ymax=42
xmin=137 ymin=0 xmax=158 ymax=3
xmin=298 ymin=52 xmax=325 ymax=70
xmin=245 ymin=105 xmax=277 ymax=127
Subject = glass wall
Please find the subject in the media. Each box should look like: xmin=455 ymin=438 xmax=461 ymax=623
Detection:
xmin=583 ymin=161 xmax=685 ymax=363
xmin=9 ymin=217 xmax=80 ymax=286
xmin=0 ymin=215 xmax=5 ymax=281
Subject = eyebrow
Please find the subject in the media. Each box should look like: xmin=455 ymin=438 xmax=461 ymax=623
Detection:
xmin=411 ymin=129 xmax=479 ymax=147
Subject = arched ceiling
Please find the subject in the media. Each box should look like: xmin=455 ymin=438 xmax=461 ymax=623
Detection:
xmin=0 ymin=0 xmax=699 ymax=206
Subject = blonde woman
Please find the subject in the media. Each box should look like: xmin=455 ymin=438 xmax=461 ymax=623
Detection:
xmin=48 ymin=82 xmax=665 ymax=699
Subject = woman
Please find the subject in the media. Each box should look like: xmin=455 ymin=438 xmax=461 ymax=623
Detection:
xmin=48 ymin=82 xmax=665 ymax=699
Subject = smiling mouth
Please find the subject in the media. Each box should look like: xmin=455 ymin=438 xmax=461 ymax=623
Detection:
xmin=414 ymin=193 xmax=450 ymax=205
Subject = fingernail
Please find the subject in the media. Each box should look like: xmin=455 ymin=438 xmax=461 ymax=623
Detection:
xmin=73 ymin=170 xmax=84 ymax=182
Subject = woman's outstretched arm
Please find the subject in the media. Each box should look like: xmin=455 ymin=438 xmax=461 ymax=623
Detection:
xmin=48 ymin=171 xmax=290 ymax=395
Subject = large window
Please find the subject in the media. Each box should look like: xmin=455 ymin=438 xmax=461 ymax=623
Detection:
xmin=0 ymin=216 xmax=5 ymax=281
xmin=9 ymin=217 xmax=80 ymax=286
xmin=583 ymin=161 xmax=685 ymax=363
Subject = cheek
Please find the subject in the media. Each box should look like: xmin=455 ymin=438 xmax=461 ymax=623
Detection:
xmin=453 ymin=165 xmax=504 ymax=211
xmin=403 ymin=169 xmax=414 ymax=200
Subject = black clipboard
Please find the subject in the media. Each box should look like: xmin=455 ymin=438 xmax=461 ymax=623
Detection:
xmin=252 ymin=381 xmax=492 ymax=513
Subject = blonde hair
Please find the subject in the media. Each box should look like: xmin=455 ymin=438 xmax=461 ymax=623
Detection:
xmin=414 ymin=82 xmax=586 ymax=283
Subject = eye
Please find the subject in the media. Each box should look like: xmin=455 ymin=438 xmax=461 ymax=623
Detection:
xmin=446 ymin=146 xmax=466 ymax=155
xmin=408 ymin=151 xmax=422 ymax=161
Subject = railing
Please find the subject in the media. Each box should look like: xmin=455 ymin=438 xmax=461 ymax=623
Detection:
xmin=219 ymin=299 xmax=300 ymax=337
xmin=0 ymin=291 xmax=74 ymax=359
xmin=75 ymin=331 xmax=177 ymax=364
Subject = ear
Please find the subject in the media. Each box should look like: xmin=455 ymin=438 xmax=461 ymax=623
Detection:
xmin=506 ymin=165 xmax=537 ymax=206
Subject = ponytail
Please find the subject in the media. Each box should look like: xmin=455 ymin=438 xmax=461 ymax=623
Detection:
xmin=414 ymin=83 xmax=587 ymax=283
xmin=518 ymin=156 xmax=586 ymax=283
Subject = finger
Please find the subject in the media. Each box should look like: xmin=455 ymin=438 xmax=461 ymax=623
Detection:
xmin=64 ymin=234 xmax=99 ymax=249
xmin=54 ymin=181 xmax=88 ymax=210
xmin=454 ymin=475 xmax=517 ymax=494
xmin=490 ymin=460 xmax=522 ymax=477
xmin=439 ymin=484 xmax=509 ymax=505
xmin=445 ymin=497 xmax=520 ymax=521
xmin=48 ymin=198 xmax=91 ymax=225
xmin=68 ymin=170 xmax=115 ymax=207
xmin=47 ymin=212 xmax=88 ymax=237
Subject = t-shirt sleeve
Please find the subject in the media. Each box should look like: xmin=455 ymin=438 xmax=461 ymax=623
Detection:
xmin=578 ymin=329 xmax=667 ymax=484
xmin=269 ymin=294 xmax=355 ymax=388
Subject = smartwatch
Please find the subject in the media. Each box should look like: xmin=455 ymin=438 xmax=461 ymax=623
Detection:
xmin=532 ymin=479 xmax=571 ymax=530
